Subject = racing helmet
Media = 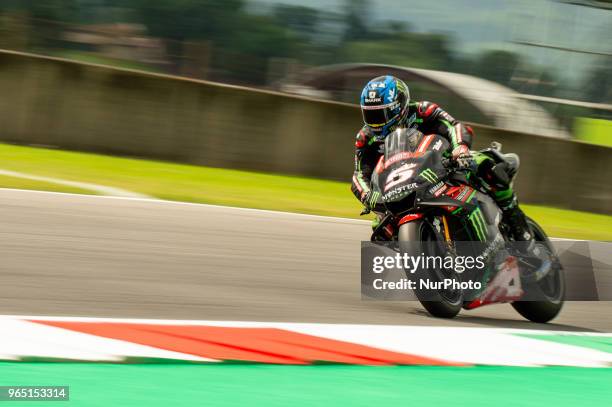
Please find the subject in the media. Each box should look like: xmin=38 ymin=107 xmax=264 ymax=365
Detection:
xmin=360 ymin=75 xmax=410 ymax=140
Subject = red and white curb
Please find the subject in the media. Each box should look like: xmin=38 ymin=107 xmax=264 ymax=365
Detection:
xmin=1 ymin=316 xmax=611 ymax=367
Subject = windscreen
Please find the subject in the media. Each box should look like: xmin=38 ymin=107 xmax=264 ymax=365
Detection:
xmin=384 ymin=128 xmax=423 ymax=160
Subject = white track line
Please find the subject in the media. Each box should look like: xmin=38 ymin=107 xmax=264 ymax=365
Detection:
xmin=0 ymin=188 xmax=368 ymax=224
xmin=0 ymin=170 xmax=150 ymax=198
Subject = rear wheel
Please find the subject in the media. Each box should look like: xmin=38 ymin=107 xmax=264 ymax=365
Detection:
xmin=511 ymin=217 xmax=565 ymax=323
xmin=399 ymin=219 xmax=462 ymax=319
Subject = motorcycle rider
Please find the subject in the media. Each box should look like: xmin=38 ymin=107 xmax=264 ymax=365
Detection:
xmin=351 ymin=75 xmax=533 ymax=243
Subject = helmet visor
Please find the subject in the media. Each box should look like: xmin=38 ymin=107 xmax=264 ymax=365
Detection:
xmin=361 ymin=102 xmax=400 ymax=128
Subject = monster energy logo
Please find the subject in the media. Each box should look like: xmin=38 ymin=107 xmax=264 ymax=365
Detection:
xmin=469 ymin=207 xmax=488 ymax=242
xmin=369 ymin=191 xmax=381 ymax=207
xmin=420 ymin=169 xmax=438 ymax=183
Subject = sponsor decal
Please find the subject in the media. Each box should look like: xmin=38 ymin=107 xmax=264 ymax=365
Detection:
xmin=428 ymin=181 xmax=446 ymax=196
xmin=364 ymin=90 xmax=382 ymax=103
xmin=466 ymin=255 xmax=522 ymax=308
xmin=454 ymin=186 xmax=473 ymax=202
xmin=419 ymin=168 xmax=438 ymax=183
xmin=384 ymin=152 xmax=422 ymax=169
xmin=396 ymin=80 xmax=407 ymax=93
xmin=432 ymin=139 xmax=443 ymax=151
xmin=369 ymin=191 xmax=381 ymax=207
xmin=479 ymin=233 xmax=505 ymax=262
xmin=382 ymin=182 xmax=418 ymax=201
xmin=406 ymin=112 xmax=417 ymax=127
xmin=468 ymin=207 xmax=488 ymax=242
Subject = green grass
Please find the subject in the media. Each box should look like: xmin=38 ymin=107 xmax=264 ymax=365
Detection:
xmin=521 ymin=205 xmax=612 ymax=241
xmin=0 ymin=174 xmax=95 ymax=195
xmin=0 ymin=142 xmax=610 ymax=240
xmin=0 ymin=143 xmax=360 ymax=218
xmin=575 ymin=117 xmax=612 ymax=147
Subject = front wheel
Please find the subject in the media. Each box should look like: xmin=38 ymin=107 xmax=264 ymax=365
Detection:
xmin=399 ymin=219 xmax=462 ymax=319
xmin=511 ymin=217 xmax=565 ymax=323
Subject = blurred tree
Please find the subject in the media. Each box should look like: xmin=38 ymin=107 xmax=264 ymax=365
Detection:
xmin=0 ymin=0 xmax=79 ymax=50
xmin=342 ymin=0 xmax=371 ymax=41
xmin=226 ymin=14 xmax=300 ymax=84
xmin=75 ymin=0 xmax=134 ymax=24
xmin=0 ymin=0 xmax=78 ymax=22
xmin=114 ymin=0 xmax=245 ymax=76
xmin=273 ymin=5 xmax=319 ymax=38
xmin=385 ymin=21 xmax=411 ymax=36
xmin=583 ymin=64 xmax=612 ymax=103
xmin=472 ymin=50 xmax=521 ymax=86
xmin=106 ymin=0 xmax=303 ymax=84
xmin=470 ymin=49 xmax=559 ymax=97
xmin=341 ymin=32 xmax=453 ymax=70
xmin=128 ymin=0 xmax=243 ymax=44
xmin=0 ymin=10 xmax=30 ymax=50
xmin=514 ymin=69 xmax=559 ymax=97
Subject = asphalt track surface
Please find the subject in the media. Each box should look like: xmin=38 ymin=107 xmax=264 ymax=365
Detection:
xmin=1 ymin=189 xmax=610 ymax=332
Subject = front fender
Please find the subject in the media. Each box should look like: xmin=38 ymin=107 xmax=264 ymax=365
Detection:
xmin=398 ymin=213 xmax=423 ymax=227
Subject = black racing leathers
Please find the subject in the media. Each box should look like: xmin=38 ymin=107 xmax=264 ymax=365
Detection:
xmin=351 ymin=101 xmax=473 ymax=204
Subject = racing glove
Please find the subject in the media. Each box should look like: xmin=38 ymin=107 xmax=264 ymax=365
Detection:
xmin=452 ymin=145 xmax=475 ymax=171
xmin=360 ymin=189 xmax=383 ymax=214
xmin=360 ymin=190 xmax=373 ymax=209
xmin=358 ymin=190 xmax=372 ymax=215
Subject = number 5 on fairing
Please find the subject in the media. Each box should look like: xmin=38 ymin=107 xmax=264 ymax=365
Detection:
xmin=384 ymin=163 xmax=415 ymax=192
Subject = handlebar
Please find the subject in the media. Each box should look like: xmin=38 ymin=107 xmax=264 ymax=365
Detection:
xmin=441 ymin=157 xmax=454 ymax=169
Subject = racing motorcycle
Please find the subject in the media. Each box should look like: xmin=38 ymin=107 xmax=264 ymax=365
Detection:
xmin=363 ymin=127 xmax=565 ymax=322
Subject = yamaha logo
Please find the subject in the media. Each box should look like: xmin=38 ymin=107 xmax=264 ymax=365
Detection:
xmin=407 ymin=112 xmax=417 ymax=127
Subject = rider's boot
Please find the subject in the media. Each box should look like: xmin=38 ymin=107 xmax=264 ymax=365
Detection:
xmin=499 ymin=194 xmax=535 ymax=252
xmin=371 ymin=216 xmax=381 ymax=234
xmin=371 ymin=213 xmax=394 ymax=240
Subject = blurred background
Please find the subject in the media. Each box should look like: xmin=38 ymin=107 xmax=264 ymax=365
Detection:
xmin=0 ymin=0 xmax=610 ymax=141
xmin=0 ymin=0 xmax=610 ymax=215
